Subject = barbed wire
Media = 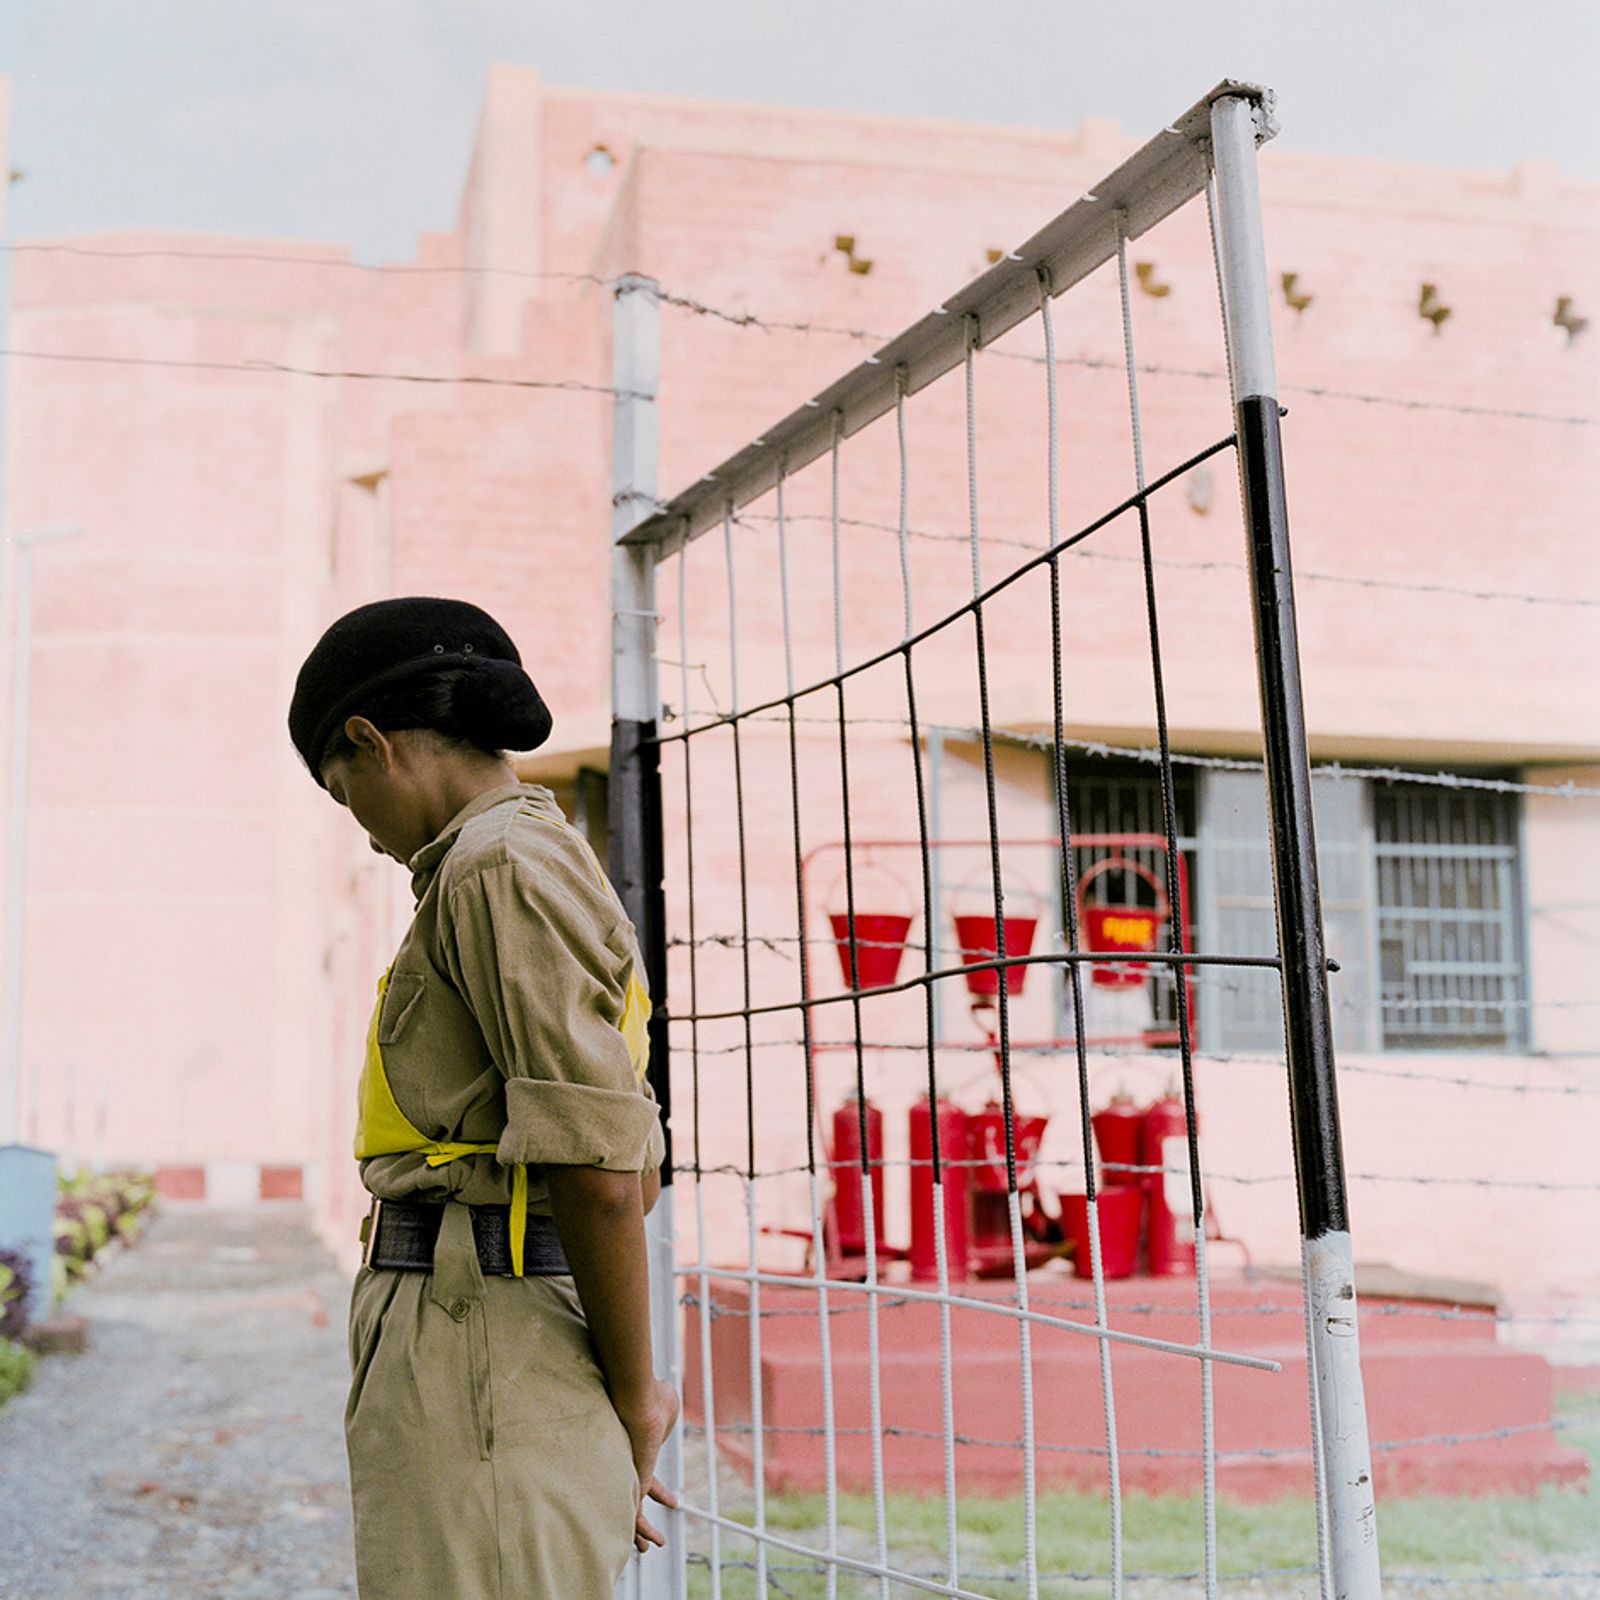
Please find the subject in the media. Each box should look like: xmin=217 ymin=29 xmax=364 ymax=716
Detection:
xmin=659 ymin=1023 xmax=1600 ymax=1095
xmin=0 ymin=240 xmax=612 ymax=283
xmin=0 ymin=345 xmax=635 ymax=396
xmin=733 ymin=509 xmax=1598 ymax=611
xmin=680 ymin=1408 xmax=1599 ymax=1462
xmin=659 ymin=705 xmax=1600 ymax=800
xmin=961 ymin=726 xmax=1600 ymax=801
xmin=687 ymin=1553 xmax=1600 ymax=1593
xmin=1380 ymin=1574 xmax=1600 ymax=1591
xmin=1197 ymin=1050 xmax=1600 ymax=1095
xmin=681 ymin=1154 xmax=1600 ymax=1193
xmin=685 ymin=1287 xmax=1600 ymax=1329
xmin=6 ymin=241 xmax=1597 ymax=429
xmin=665 ymin=929 xmax=1599 ymax=1010
xmin=642 ymin=286 xmax=1600 ymax=429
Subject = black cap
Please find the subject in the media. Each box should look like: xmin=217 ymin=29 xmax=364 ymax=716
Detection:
xmin=288 ymin=596 xmax=552 ymax=785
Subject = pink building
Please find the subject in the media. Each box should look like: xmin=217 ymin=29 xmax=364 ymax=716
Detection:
xmin=2 ymin=68 xmax=1596 ymax=1346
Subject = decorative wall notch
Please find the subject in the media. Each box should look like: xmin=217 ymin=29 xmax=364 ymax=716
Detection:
xmin=1134 ymin=261 xmax=1171 ymax=298
xmin=1280 ymin=272 xmax=1314 ymax=314
xmin=834 ymin=235 xmax=873 ymax=276
xmin=1418 ymin=282 xmax=1452 ymax=333
xmin=1554 ymin=296 xmax=1588 ymax=344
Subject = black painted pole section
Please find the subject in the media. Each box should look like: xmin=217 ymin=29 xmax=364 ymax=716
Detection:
xmin=1212 ymin=89 xmax=1381 ymax=1594
xmin=610 ymin=714 xmax=672 ymax=1185
xmin=1236 ymin=394 xmax=1346 ymax=1241
xmin=610 ymin=273 xmax=670 ymax=1188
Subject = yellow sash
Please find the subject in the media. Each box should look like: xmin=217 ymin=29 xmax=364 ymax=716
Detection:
xmin=354 ymin=953 xmax=652 ymax=1279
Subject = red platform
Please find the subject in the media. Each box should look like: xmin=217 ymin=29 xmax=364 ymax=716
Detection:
xmin=682 ymin=1272 xmax=1587 ymax=1500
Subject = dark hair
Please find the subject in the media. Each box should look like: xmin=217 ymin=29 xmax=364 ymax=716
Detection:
xmin=318 ymin=661 xmax=549 ymax=773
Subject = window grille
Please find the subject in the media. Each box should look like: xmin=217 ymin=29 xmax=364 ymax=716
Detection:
xmin=1374 ymin=783 xmax=1525 ymax=1050
xmin=1057 ymin=759 xmax=1197 ymax=1042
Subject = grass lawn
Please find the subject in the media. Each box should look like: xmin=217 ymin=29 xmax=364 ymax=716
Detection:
xmin=685 ymin=1391 xmax=1599 ymax=1597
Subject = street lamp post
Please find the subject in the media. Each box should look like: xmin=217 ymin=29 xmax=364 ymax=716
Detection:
xmin=2 ymin=519 xmax=83 ymax=1145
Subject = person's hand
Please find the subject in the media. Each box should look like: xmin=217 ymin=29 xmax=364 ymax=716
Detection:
xmin=617 ymin=1377 xmax=680 ymax=1553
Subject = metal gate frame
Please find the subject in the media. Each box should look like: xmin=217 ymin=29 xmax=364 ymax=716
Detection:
xmin=609 ymin=82 xmax=1383 ymax=1600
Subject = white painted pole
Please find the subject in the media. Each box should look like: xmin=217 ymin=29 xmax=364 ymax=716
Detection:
xmin=1208 ymin=94 xmax=1279 ymax=404
xmin=1209 ymin=91 xmax=1383 ymax=1600
xmin=609 ymin=276 xmax=685 ymax=1600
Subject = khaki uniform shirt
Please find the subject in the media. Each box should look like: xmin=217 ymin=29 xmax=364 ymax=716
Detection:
xmin=360 ymin=781 xmax=664 ymax=1214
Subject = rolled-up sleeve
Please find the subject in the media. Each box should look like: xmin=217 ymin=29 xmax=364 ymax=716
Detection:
xmin=440 ymin=854 xmax=662 ymax=1173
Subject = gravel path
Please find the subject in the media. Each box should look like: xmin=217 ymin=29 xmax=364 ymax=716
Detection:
xmin=0 ymin=1205 xmax=356 ymax=1600
xmin=4 ymin=1209 xmax=1592 ymax=1599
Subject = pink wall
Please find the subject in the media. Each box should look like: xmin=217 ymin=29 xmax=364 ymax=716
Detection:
xmin=2 ymin=68 xmax=1595 ymax=1306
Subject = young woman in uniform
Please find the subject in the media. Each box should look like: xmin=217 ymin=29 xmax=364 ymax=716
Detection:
xmin=288 ymin=596 xmax=677 ymax=1598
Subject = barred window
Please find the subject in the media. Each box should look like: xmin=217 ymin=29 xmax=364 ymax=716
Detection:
xmin=1191 ymin=767 xmax=1374 ymax=1056
xmin=1051 ymin=760 xmax=1529 ymax=1056
xmin=1374 ymin=784 xmax=1525 ymax=1050
xmin=1057 ymin=760 xmax=1197 ymax=1045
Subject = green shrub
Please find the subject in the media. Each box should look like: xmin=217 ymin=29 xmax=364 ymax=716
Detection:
xmin=53 ymin=1208 xmax=90 ymax=1281
xmin=107 ymin=1170 xmax=155 ymax=1209
xmin=80 ymin=1203 xmax=109 ymax=1253
xmin=0 ymin=1252 xmax=31 ymax=1342
xmin=51 ymin=1169 xmax=157 ymax=1292
xmin=0 ymin=1339 xmax=35 ymax=1407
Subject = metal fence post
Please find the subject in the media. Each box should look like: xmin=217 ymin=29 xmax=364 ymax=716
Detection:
xmin=608 ymin=274 xmax=685 ymax=1600
xmin=1209 ymin=93 xmax=1383 ymax=1598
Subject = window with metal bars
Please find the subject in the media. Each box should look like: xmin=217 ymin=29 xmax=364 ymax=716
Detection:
xmin=1194 ymin=767 xmax=1375 ymax=1056
xmin=1054 ymin=761 xmax=1529 ymax=1055
xmin=1374 ymin=783 xmax=1526 ymax=1051
xmin=1056 ymin=759 xmax=1198 ymax=1044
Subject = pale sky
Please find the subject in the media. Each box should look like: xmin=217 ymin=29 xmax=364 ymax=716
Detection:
xmin=3 ymin=0 xmax=1598 ymax=262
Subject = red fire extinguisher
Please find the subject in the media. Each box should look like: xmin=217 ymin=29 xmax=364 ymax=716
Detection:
xmin=1090 ymin=1092 xmax=1145 ymax=1188
xmin=909 ymin=1096 xmax=970 ymax=1281
xmin=830 ymin=1092 xmax=885 ymax=1257
xmin=964 ymin=1101 xmax=1051 ymax=1276
xmin=1141 ymin=1089 xmax=1197 ymax=1276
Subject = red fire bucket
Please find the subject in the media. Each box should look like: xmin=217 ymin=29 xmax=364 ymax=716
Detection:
xmin=1083 ymin=904 xmax=1161 ymax=988
xmin=1061 ymin=1185 xmax=1143 ymax=1279
xmin=952 ymin=914 xmax=1038 ymax=997
xmin=828 ymin=912 xmax=913 ymax=990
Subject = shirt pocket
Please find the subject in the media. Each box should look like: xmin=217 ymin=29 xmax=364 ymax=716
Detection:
xmin=378 ymin=969 xmax=427 ymax=1045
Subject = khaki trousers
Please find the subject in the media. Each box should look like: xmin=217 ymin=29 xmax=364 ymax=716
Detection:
xmin=346 ymin=1204 xmax=636 ymax=1598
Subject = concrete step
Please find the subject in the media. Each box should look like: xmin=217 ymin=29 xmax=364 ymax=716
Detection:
xmin=684 ymin=1282 xmax=1584 ymax=1499
xmin=688 ymin=1274 xmax=1499 ymax=1363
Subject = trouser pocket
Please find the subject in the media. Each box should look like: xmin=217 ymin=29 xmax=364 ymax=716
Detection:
xmin=345 ymin=1268 xmax=399 ymax=1436
xmin=429 ymin=1203 xmax=495 ymax=1460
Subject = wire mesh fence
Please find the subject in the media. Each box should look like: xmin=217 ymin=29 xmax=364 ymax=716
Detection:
xmin=608 ymin=81 xmax=1597 ymax=1600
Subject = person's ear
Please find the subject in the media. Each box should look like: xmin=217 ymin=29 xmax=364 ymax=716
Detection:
xmin=344 ymin=716 xmax=395 ymax=772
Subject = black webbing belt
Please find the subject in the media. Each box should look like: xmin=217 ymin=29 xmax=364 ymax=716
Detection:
xmin=361 ymin=1199 xmax=571 ymax=1276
